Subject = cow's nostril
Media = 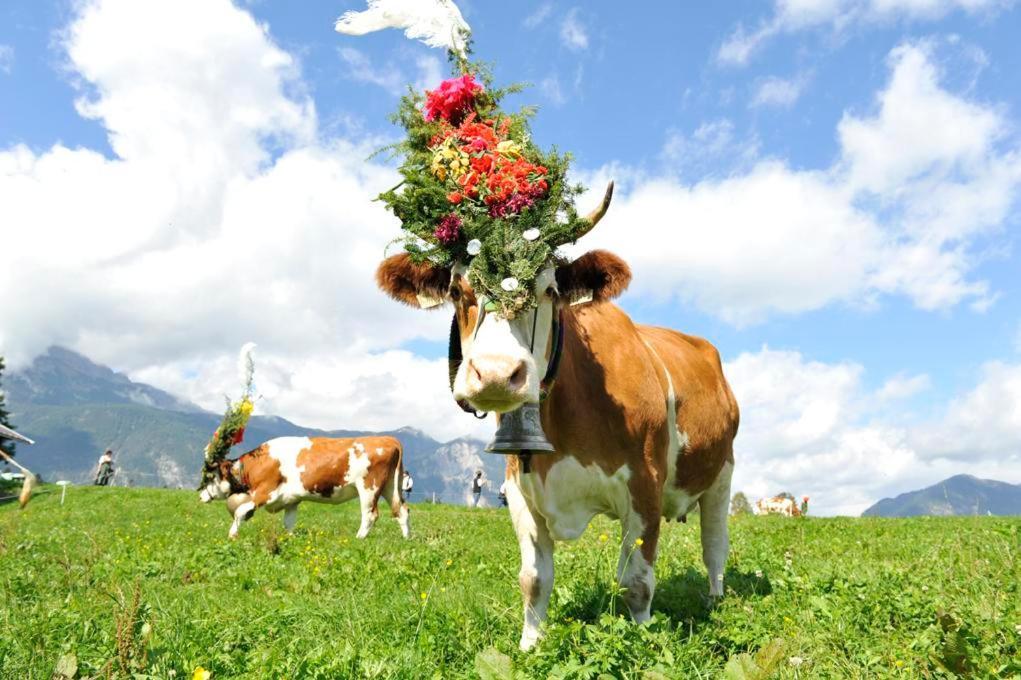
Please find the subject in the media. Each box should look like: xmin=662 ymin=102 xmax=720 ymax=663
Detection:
xmin=468 ymin=359 xmax=482 ymax=384
xmin=508 ymin=362 xmax=527 ymax=390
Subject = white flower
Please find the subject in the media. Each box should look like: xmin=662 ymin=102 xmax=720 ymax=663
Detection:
xmin=501 ymin=277 xmax=519 ymax=291
xmin=466 ymin=239 xmax=482 ymax=255
xmin=755 ymin=570 xmax=763 ymax=578
xmin=522 ymin=228 xmax=540 ymax=241
xmin=789 ymin=656 xmax=804 ymax=667
xmin=555 ymin=210 xmax=568 ymax=224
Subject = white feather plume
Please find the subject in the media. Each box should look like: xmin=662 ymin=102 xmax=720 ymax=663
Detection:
xmin=335 ymin=0 xmax=471 ymax=55
xmin=237 ymin=342 xmax=257 ymax=392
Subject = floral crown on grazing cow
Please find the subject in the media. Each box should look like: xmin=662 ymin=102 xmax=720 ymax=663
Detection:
xmin=197 ymin=343 xmax=257 ymax=489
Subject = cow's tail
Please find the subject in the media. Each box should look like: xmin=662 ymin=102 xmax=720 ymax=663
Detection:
xmin=388 ymin=440 xmax=406 ymax=518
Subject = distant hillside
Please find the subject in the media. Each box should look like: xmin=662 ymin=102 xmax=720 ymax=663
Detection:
xmin=5 ymin=348 xmax=504 ymax=503
xmin=862 ymin=475 xmax=1021 ymax=517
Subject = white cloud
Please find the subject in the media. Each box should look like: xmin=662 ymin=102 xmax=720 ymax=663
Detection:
xmin=718 ymin=0 xmax=1014 ymax=65
xmin=560 ymin=8 xmax=589 ymax=51
xmin=0 ymin=45 xmax=12 ymax=74
xmin=727 ymin=348 xmax=1020 ymax=515
xmin=577 ymin=42 xmax=1020 ymax=324
xmin=523 ymin=3 xmax=553 ymax=29
xmin=750 ymin=74 xmax=809 ymax=108
xmin=912 ymin=361 xmax=1021 ymax=460
xmin=0 ymin=0 xmax=474 ymax=441
xmin=876 ymin=373 xmax=931 ymax=401
xmin=540 ymin=74 xmax=566 ymax=106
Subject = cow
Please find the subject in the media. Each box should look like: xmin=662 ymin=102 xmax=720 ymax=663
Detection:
xmin=199 ymin=436 xmax=410 ymax=540
xmin=375 ymin=183 xmax=740 ymax=650
xmin=755 ymin=496 xmax=800 ymax=517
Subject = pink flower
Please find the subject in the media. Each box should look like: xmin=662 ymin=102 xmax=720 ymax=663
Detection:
xmin=433 ymin=214 xmax=462 ymax=245
xmin=424 ymin=74 xmax=483 ymax=124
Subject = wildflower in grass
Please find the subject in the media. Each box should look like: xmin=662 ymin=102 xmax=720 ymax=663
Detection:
xmin=789 ymin=657 xmax=803 ymax=667
xmin=755 ymin=569 xmax=763 ymax=578
xmin=420 ymin=592 xmax=428 ymax=601
xmin=598 ymin=534 xmax=609 ymax=543
xmin=193 ymin=668 xmax=211 ymax=680
xmin=895 ymin=660 xmax=904 ymax=668
xmin=634 ymin=538 xmax=644 ymax=547
xmin=446 ymin=559 xmax=453 ymax=567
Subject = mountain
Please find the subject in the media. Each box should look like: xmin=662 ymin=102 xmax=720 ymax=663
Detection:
xmin=862 ymin=475 xmax=1021 ymax=517
xmin=7 ymin=346 xmax=203 ymax=413
xmin=4 ymin=347 xmax=505 ymax=504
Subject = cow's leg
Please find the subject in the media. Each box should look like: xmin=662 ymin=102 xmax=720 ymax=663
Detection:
xmin=698 ymin=460 xmax=733 ymax=597
xmin=506 ymin=476 xmax=554 ymax=651
xmin=382 ymin=470 xmax=411 ymax=539
xmin=283 ymin=504 xmax=298 ymax=533
xmin=355 ymin=483 xmax=380 ymax=539
xmin=228 ymin=500 xmax=256 ymax=540
xmin=617 ymin=511 xmax=659 ymax=623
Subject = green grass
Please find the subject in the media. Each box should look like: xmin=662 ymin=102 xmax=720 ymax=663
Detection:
xmin=1 ymin=486 xmax=1019 ymax=679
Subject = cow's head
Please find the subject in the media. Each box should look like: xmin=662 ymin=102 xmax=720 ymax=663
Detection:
xmin=198 ymin=459 xmax=233 ymax=503
xmin=376 ymin=183 xmax=629 ymax=414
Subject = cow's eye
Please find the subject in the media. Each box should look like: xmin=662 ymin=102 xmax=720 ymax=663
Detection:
xmin=449 ymin=286 xmax=462 ymax=302
xmin=545 ymin=285 xmax=557 ymax=299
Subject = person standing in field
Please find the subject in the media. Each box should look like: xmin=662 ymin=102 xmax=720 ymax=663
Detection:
xmin=402 ymin=470 xmax=414 ymax=499
xmin=801 ymin=496 xmax=809 ymax=516
xmin=498 ymin=480 xmax=508 ymax=507
xmin=470 ymin=470 xmax=485 ymax=507
xmin=94 ymin=449 xmax=114 ymax=486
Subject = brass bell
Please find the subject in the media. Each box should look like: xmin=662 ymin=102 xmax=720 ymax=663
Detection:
xmin=486 ymin=402 xmax=555 ymax=455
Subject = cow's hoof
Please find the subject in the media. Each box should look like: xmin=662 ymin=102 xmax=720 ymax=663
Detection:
xmin=519 ymin=630 xmax=542 ymax=651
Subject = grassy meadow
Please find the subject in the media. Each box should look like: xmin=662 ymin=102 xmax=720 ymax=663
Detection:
xmin=1 ymin=485 xmax=1019 ymax=679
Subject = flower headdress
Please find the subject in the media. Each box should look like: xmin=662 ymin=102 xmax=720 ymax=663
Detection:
xmin=335 ymin=1 xmax=611 ymax=316
xmin=377 ymin=58 xmax=613 ymax=315
xmin=198 ymin=343 xmax=256 ymax=487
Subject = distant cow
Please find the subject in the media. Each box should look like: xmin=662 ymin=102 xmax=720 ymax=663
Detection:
xmin=755 ymin=496 xmax=800 ymax=517
xmin=199 ymin=436 xmax=410 ymax=540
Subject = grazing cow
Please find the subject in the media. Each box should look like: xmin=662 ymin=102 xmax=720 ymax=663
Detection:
xmin=199 ymin=436 xmax=410 ymax=540
xmin=755 ymin=496 xmax=800 ymax=517
xmin=375 ymin=184 xmax=740 ymax=650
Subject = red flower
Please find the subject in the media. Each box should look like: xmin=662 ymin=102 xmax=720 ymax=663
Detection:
xmin=424 ymin=74 xmax=483 ymax=124
xmin=232 ymin=427 xmax=245 ymax=445
xmin=433 ymin=214 xmax=462 ymax=244
xmin=447 ymin=191 xmax=464 ymax=204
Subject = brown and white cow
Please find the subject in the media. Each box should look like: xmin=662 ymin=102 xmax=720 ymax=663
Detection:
xmin=755 ymin=496 xmax=800 ymax=517
xmin=199 ymin=436 xmax=410 ymax=540
xmin=375 ymin=184 xmax=740 ymax=650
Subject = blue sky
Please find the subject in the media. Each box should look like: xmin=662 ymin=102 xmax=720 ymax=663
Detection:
xmin=1 ymin=0 xmax=1019 ymax=513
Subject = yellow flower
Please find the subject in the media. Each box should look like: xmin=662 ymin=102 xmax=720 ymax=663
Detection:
xmin=497 ymin=140 xmax=522 ymax=157
xmin=420 ymin=592 xmax=428 ymax=600
xmin=895 ymin=660 xmax=904 ymax=668
xmin=193 ymin=668 xmax=211 ymax=680
xmin=634 ymin=538 xmax=644 ymax=547
xmin=446 ymin=559 xmax=453 ymax=567
xmin=598 ymin=534 xmax=609 ymax=543
xmin=238 ymin=399 xmax=254 ymax=417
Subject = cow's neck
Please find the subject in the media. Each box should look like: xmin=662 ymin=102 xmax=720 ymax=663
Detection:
xmin=536 ymin=301 xmax=650 ymax=478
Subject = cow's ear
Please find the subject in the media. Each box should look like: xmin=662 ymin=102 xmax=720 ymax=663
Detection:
xmin=556 ymin=250 xmax=631 ymax=303
xmin=376 ymin=253 xmax=452 ymax=309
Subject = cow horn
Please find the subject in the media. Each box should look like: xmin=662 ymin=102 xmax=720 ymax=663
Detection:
xmin=573 ymin=181 xmax=614 ymax=241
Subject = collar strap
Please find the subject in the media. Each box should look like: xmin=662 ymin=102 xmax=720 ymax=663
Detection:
xmin=539 ymin=309 xmax=565 ymax=401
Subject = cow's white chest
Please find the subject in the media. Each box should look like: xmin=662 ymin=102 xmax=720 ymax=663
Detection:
xmin=519 ymin=456 xmax=633 ymax=541
xmin=265 ymin=436 xmax=314 ymax=511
